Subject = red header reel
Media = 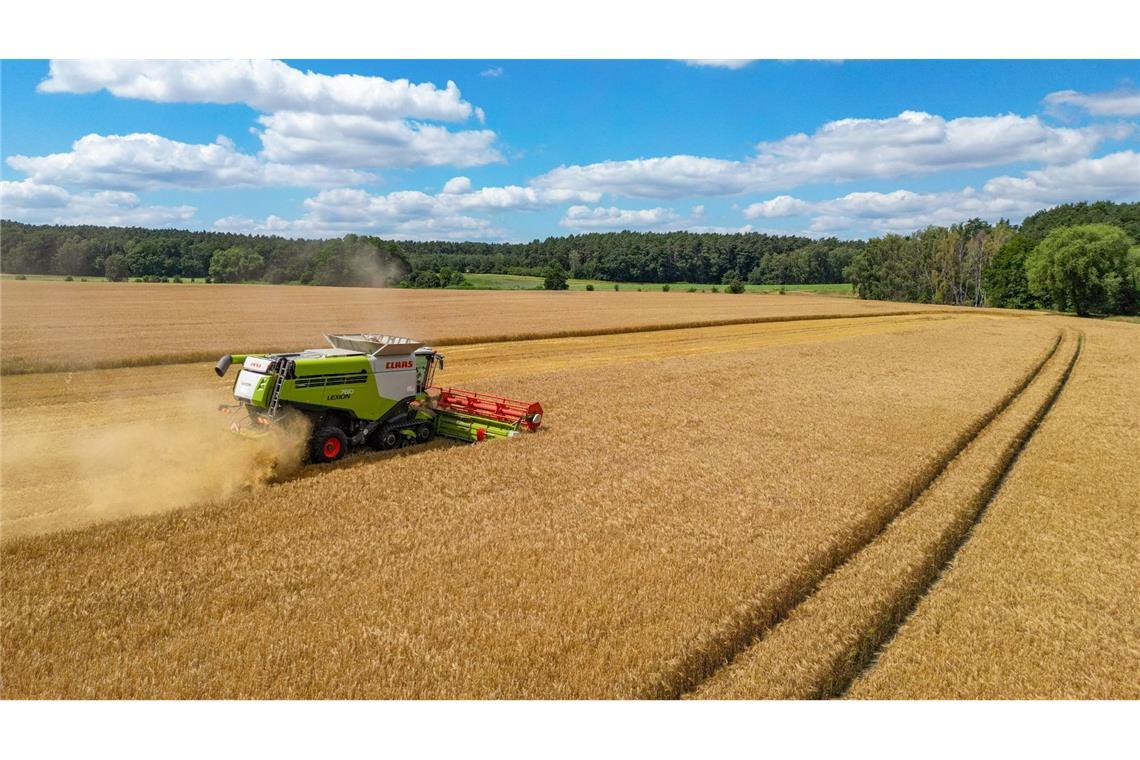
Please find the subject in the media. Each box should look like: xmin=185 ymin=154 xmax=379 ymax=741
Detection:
xmin=430 ymin=387 xmax=544 ymax=432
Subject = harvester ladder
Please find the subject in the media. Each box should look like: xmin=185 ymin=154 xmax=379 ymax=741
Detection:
xmin=267 ymin=360 xmax=289 ymax=418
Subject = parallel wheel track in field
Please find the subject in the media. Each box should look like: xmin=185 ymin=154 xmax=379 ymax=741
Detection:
xmin=835 ymin=329 xmax=1084 ymax=698
xmin=681 ymin=329 xmax=1084 ymax=700
xmin=640 ymin=329 xmax=1069 ymax=699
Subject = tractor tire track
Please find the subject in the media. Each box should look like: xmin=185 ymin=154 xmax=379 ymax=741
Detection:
xmin=686 ymin=329 xmax=1083 ymax=699
xmin=836 ymin=330 xmax=1084 ymax=698
xmin=636 ymin=329 xmax=1066 ymax=700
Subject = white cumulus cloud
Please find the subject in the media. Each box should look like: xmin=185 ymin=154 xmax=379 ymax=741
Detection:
xmin=560 ymin=205 xmax=682 ymax=231
xmin=1 ymin=179 xmax=196 ymax=226
xmin=212 ymin=179 xmax=601 ymax=240
xmin=981 ymin=150 xmax=1140 ymax=202
xmin=255 ymin=112 xmax=501 ymax=169
xmin=534 ymin=111 xmax=1119 ymax=198
xmin=31 ymin=60 xmax=501 ymax=182
xmin=214 ymin=210 xmax=501 ymax=241
xmin=742 ymin=150 xmax=1140 ymax=235
xmin=39 ymin=59 xmax=476 ymax=122
xmin=1043 ymin=88 xmax=1140 ymax=117
xmin=743 ymin=195 xmax=813 ymax=218
xmin=6 ymin=133 xmax=372 ymax=191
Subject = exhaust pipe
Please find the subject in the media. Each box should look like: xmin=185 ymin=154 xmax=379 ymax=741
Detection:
xmin=215 ymin=354 xmax=233 ymax=377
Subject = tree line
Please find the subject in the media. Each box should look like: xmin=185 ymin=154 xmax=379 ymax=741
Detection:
xmin=0 ymin=224 xmax=412 ymax=287
xmin=847 ymin=202 xmax=1140 ymax=316
xmin=399 ymin=231 xmax=861 ymax=285
xmin=0 ymin=221 xmax=858 ymax=288
xmin=3 ymin=201 xmax=1137 ymax=315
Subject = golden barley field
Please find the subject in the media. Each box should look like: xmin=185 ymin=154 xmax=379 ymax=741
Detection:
xmin=1 ymin=284 xmax=1136 ymax=699
xmin=692 ymin=328 xmax=1083 ymax=699
xmin=846 ymin=320 xmax=1140 ymax=699
xmin=1 ymin=312 xmax=960 ymax=539
xmin=0 ymin=279 xmax=951 ymax=374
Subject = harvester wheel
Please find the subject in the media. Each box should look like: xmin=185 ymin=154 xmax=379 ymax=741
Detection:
xmin=370 ymin=428 xmax=401 ymax=451
xmin=415 ymin=423 xmax=434 ymax=444
xmin=311 ymin=426 xmax=348 ymax=463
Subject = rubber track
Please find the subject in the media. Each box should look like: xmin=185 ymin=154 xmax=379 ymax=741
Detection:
xmin=835 ymin=330 xmax=1084 ymax=697
xmin=636 ymin=329 xmax=1065 ymax=699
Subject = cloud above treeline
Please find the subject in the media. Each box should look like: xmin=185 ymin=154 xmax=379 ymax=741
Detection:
xmin=7 ymin=133 xmax=373 ymax=190
xmin=0 ymin=178 xmax=195 ymax=226
xmin=743 ymin=151 xmax=1140 ymax=233
xmin=532 ymin=111 xmax=1125 ymax=198
xmin=211 ymin=178 xmax=602 ymax=240
xmin=4 ymin=60 xmax=1138 ymax=240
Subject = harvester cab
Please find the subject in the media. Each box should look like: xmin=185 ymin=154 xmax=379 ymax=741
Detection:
xmin=215 ymin=333 xmax=542 ymax=463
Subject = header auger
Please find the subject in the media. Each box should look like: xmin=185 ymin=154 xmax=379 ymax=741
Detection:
xmin=215 ymin=333 xmax=543 ymax=463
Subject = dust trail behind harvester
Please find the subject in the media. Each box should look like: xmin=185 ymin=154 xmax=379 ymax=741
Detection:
xmin=0 ymin=266 xmax=424 ymax=540
xmin=0 ymin=389 xmax=310 ymax=540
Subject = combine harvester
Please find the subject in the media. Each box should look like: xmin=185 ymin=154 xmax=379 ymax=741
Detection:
xmin=215 ymin=333 xmax=543 ymax=462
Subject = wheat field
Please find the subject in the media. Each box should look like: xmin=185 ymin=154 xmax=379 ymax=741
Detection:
xmin=2 ymin=310 xmax=1063 ymax=698
xmin=846 ymin=320 xmax=1140 ymax=699
xmin=1 ymin=285 xmax=1136 ymax=699
xmin=1 ymin=312 xmax=959 ymax=539
xmin=691 ymin=328 xmax=1082 ymax=699
xmin=0 ymin=279 xmax=953 ymax=374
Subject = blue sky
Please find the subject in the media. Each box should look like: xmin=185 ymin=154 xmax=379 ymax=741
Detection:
xmin=1 ymin=59 xmax=1137 ymax=241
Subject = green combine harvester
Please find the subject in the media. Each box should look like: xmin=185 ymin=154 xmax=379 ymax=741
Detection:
xmin=215 ymin=333 xmax=543 ymax=462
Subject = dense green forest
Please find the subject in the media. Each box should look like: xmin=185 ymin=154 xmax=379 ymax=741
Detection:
xmin=0 ymin=221 xmax=859 ymax=288
xmin=3 ymin=201 xmax=1138 ymax=315
xmin=0 ymin=225 xmax=414 ymax=287
xmin=847 ymin=202 xmax=1140 ymax=316
xmin=397 ymin=232 xmax=861 ymax=286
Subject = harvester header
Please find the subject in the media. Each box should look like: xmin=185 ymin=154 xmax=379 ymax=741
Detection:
xmin=215 ymin=333 xmax=543 ymax=462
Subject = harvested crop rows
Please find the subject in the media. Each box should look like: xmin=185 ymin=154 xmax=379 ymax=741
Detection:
xmin=0 ymin=280 xmax=955 ymax=374
xmin=2 ymin=313 xmax=1067 ymax=698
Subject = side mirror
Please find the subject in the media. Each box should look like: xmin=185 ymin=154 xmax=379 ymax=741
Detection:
xmin=215 ymin=355 xmax=233 ymax=377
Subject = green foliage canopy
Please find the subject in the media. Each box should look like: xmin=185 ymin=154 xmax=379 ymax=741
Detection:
xmin=984 ymin=234 xmax=1039 ymax=309
xmin=102 ymin=253 xmax=130 ymax=282
xmin=543 ymin=261 xmax=569 ymax=290
xmin=209 ymin=246 xmax=264 ymax=283
xmin=1019 ymin=201 xmax=1140 ymax=243
xmin=1026 ymin=224 xmax=1137 ymax=316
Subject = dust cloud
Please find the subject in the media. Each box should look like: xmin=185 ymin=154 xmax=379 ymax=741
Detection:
xmin=1 ymin=249 xmax=418 ymax=540
xmin=347 ymin=241 xmax=408 ymax=288
xmin=1 ymin=391 xmax=311 ymax=539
